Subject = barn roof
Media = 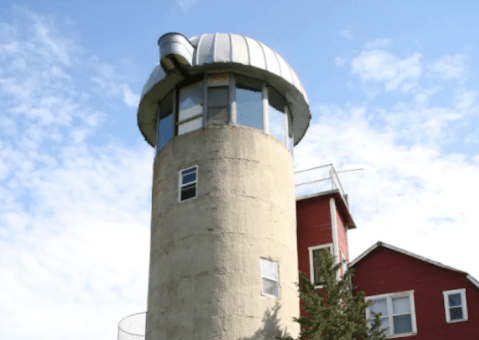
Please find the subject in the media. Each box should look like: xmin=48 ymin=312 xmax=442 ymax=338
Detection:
xmin=349 ymin=241 xmax=479 ymax=289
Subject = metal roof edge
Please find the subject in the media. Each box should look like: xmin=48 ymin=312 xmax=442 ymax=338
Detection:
xmin=350 ymin=241 xmax=467 ymax=274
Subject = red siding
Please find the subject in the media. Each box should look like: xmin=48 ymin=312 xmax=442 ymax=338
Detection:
xmin=296 ymin=195 xmax=332 ymax=282
xmin=335 ymin=201 xmax=348 ymax=271
xmin=352 ymin=247 xmax=479 ymax=339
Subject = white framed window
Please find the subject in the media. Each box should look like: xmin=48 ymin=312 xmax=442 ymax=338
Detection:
xmin=260 ymin=258 xmax=279 ymax=298
xmin=365 ymin=290 xmax=417 ymax=338
xmin=443 ymin=288 xmax=468 ymax=323
xmin=178 ymin=81 xmax=203 ymax=136
xmin=309 ymin=244 xmax=333 ymax=287
xmin=179 ymin=166 xmax=198 ymax=202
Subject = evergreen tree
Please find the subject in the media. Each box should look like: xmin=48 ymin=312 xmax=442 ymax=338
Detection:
xmin=277 ymin=250 xmax=387 ymax=340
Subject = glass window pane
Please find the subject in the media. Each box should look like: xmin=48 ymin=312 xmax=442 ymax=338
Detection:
xmin=449 ymin=293 xmax=462 ymax=307
xmin=370 ymin=299 xmax=388 ymax=316
xmin=287 ymin=109 xmax=293 ymax=155
xmin=393 ymin=315 xmax=412 ymax=334
xmin=269 ymin=86 xmax=285 ymax=113
xmin=379 ymin=317 xmax=390 ymax=332
xmin=179 ymin=81 xmax=203 ymax=121
xmin=312 ymin=248 xmax=329 ymax=284
xmin=269 ymin=105 xmax=285 ymax=143
xmin=182 ymin=171 xmax=196 ymax=185
xmin=207 ymin=107 xmax=228 ymax=126
xmin=450 ymin=307 xmax=463 ymax=320
xmin=237 ymin=88 xmax=263 ymax=130
xmin=178 ymin=117 xmax=202 ymax=135
xmin=159 ymin=92 xmax=174 ymax=119
xmin=393 ymin=296 xmax=411 ymax=315
xmin=260 ymin=259 xmax=278 ymax=280
xmin=181 ymin=184 xmax=196 ymax=201
xmin=262 ymin=278 xmax=279 ymax=297
xmin=208 ymin=87 xmax=228 ymax=106
xmin=157 ymin=113 xmax=173 ymax=150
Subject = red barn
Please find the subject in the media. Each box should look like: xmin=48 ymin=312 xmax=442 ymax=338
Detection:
xmin=295 ymin=165 xmax=479 ymax=339
xmin=349 ymin=242 xmax=479 ymax=339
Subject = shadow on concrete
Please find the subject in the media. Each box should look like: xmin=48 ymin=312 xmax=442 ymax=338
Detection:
xmin=237 ymin=301 xmax=295 ymax=340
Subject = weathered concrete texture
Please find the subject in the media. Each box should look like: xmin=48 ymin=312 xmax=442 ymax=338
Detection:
xmin=146 ymin=125 xmax=299 ymax=340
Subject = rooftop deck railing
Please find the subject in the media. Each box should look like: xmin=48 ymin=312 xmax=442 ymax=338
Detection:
xmin=295 ymin=164 xmax=348 ymax=205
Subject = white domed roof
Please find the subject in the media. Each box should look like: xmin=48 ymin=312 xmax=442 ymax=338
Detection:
xmin=138 ymin=32 xmax=311 ymax=147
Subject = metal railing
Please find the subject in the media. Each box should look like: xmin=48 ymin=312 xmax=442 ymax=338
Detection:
xmin=118 ymin=312 xmax=146 ymax=340
xmin=295 ymin=164 xmax=347 ymax=204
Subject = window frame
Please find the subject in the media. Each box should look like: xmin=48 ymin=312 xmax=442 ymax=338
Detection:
xmin=260 ymin=258 xmax=279 ymax=298
xmin=177 ymin=80 xmax=204 ymax=136
xmin=443 ymin=288 xmax=468 ymax=323
xmin=178 ymin=165 xmax=198 ymax=202
xmin=155 ymin=73 xmax=294 ymax=155
xmin=365 ymin=290 xmax=417 ymax=338
xmin=309 ymin=243 xmax=333 ymax=288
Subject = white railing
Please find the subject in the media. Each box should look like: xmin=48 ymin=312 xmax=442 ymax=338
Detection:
xmin=295 ymin=164 xmax=347 ymax=204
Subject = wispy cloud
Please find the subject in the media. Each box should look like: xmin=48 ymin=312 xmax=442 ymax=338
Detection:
xmin=429 ymin=54 xmax=466 ymax=80
xmin=0 ymin=7 xmax=148 ymax=340
xmin=351 ymin=49 xmax=422 ymax=92
xmin=295 ymin=102 xmax=479 ymax=277
xmin=339 ymin=28 xmax=353 ymax=40
xmin=177 ymin=0 xmax=199 ymax=12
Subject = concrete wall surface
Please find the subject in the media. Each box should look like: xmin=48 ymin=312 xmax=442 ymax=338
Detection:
xmin=146 ymin=125 xmax=300 ymax=340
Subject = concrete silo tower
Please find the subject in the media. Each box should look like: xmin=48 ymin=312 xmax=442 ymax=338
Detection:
xmin=137 ymin=32 xmax=311 ymax=340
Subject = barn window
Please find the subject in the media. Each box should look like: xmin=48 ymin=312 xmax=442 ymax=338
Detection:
xmin=443 ymin=288 xmax=468 ymax=323
xmin=309 ymin=244 xmax=333 ymax=287
xmin=179 ymin=166 xmax=198 ymax=202
xmin=260 ymin=259 xmax=279 ymax=298
xmin=365 ymin=290 xmax=417 ymax=338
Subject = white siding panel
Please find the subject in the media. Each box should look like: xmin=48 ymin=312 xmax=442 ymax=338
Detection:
xmin=231 ymin=34 xmax=249 ymax=65
xmin=197 ymin=34 xmax=215 ymax=65
xmin=262 ymin=43 xmax=280 ymax=76
xmin=215 ymin=33 xmax=231 ymax=62
xmin=245 ymin=37 xmax=265 ymax=69
xmin=277 ymin=54 xmax=293 ymax=83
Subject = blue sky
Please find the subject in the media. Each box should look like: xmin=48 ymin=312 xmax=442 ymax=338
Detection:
xmin=1 ymin=1 xmax=479 ymax=339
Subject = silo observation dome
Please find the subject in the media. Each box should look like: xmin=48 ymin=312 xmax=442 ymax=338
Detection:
xmin=137 ymin=32 xmax=311 ymax=155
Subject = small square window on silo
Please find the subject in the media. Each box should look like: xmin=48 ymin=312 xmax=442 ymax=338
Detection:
xmin=260 ymin=259 xmax=279 ymax=298
xmin=179 ymin=166 xmax=198 ymax=202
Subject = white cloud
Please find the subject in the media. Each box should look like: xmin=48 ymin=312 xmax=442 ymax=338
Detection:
xmin=340 ymin=28 xmax=353 ymax=40
xmin=351 ymin=49 xmax=422 ymax=92
xmin=295 ymin=103 xmax=479 ymax=279
xmin=0 ymin=8 xmax=150 ymax=340
xmin=430 ymin=54 xmax=466 ymax=79
xmin=363 ymin=38 xmax=391 ymax=50
xmin=177 ymin=0 xmax=198 ymax=12
xmin=89 ymin=57 xmax=141 ymax=108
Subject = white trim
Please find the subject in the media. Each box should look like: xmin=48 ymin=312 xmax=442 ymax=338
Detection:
xmin=229 ymin=73 xmax=236 ymax=124
xmin=443 ymin=288 xmax=468 ymax=323
xmin=365 ymin=290 xmax=417 ymax=338
xmin=262 ymin=84 xmax=269 ymax=134
xmin=179 ymin=165 xmax=198 ymax=202
xmin=308 ymin=244 xmax=333 ymax=288
xmin=330 ymin=198 xmax=339 ymax=279
xmin=349 ymin=241 xmax=466 ymax=274
xmin=467 ymin=274 xmax=479 ymax=290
